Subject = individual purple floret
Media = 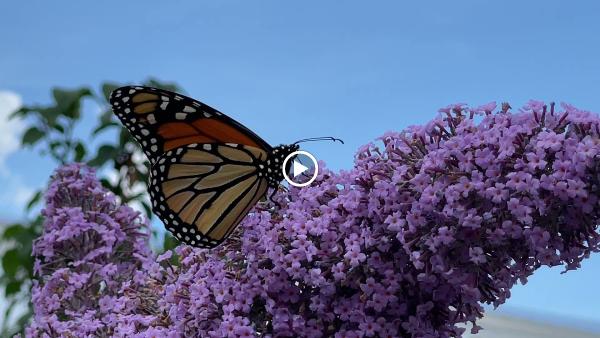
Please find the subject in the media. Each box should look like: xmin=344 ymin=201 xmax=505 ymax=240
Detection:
xmin=26 ymin=101 xmax=600 ymax=337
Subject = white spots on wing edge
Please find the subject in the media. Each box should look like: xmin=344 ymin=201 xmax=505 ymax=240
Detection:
xmin=183 ymin=106 xmax=196 ymax=113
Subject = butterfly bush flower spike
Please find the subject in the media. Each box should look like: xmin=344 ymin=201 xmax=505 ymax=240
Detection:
xmin=27 ymin=101 xmax=600 ymax=337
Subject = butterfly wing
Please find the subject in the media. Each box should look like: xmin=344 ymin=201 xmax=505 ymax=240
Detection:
xmin=109 ymin=86 xmax=272 ymax=165
xmin=150 ymin=143 xmax=269 ymax=248
xmin=110 ymin=85 xmax=275 ymax=248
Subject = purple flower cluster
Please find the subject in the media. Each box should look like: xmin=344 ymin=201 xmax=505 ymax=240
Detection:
xmin=26 ymin=101 xmax=600 ymax=337
xmin=26 ymin=164 xmax=152 ymax=337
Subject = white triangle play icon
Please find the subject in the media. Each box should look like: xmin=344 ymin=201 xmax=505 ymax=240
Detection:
xmin=292 ymin=160 xmax=309 ymax=178
xmin=282 ymin=150 xmax=319 ymax=187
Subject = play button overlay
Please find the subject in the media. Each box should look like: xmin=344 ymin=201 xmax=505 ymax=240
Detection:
xmin=292 ymin=160 xmax=309 ymax=178
xmin=282 ymin=150 xmax=319 ymax=187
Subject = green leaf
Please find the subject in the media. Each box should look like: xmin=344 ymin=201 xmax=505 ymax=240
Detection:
xmin=74 ymin=142 xmax=87 ymax=162
xmin=5 ymin=281 xmax=22 ymax=296
xmin=11 ymin=105 xmax=60 ymax=126
xmin=51 ymin=123 xmax=65 ymax=133
xmin=2 ymin=224 xmax=25 ymax=240
xmin=162 ymin=233 xmax=179 ymax=252
xmin=52 ymin=87 xmax=92 ymax=119
xmin=99 ymin=178 xmax=112 ymax=188
xmin=101 ymin=82 xmax=121 ymax=102
xmin=48 ymin=141 xmax=62 ymax=151
xmin=21 ymin=127 xmax=45 ymax=146
xmin=99 ymin=108 xmax=114 ymax=124
xmin=37 ymin=106 xmax=62 ymax=126
xmin=9 ymin=106 xmax=30 ymax=119
xmin=99 ymin=178 xmax=123 ymax=198
xmin=119 ymin=127 xmax=132 ymax=145
xmin=2 ymin=249 xmax=20 ymax=277
xmin=92 ymin=121 xmax=119 ymax=136
xmin=26 ymin=191 xmax=43 ymax=211
xmin=88 ymin=144 xmax=119 ymax=167
xmin=142 ymin=202 xmax=153 ymax=219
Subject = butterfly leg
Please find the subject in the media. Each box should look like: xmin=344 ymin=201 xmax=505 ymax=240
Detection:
xmin=268 ymin=189 xmax=282 ymax=208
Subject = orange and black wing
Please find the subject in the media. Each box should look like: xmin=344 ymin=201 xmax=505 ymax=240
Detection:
xmin=109 ymin=86 xmax=272 ymax=164
xmin=149 ymin=143 xmax=269 ymax=248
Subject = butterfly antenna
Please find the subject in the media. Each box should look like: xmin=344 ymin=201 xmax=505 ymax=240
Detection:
xmin=293 ymin=136 xmax=344 ymax=145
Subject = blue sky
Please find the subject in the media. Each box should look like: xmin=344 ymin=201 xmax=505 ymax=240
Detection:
xmin=1 ymin=0 xmax=600 ymax=329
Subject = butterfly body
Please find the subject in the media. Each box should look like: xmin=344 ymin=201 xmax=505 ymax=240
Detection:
xmin=110 ymin=86 xmax=298 ymax=248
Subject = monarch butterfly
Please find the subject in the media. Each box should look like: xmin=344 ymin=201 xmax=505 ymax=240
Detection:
xmin=110 ymin=86 xmax=341 ymax=248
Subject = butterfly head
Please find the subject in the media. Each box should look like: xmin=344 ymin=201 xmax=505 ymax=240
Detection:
xmin=263 ymin=144 xmax=300 ymax=187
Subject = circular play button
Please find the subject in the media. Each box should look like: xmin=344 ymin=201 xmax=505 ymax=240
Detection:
xmin=282 ymin=150 xmax=319 ymax=187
